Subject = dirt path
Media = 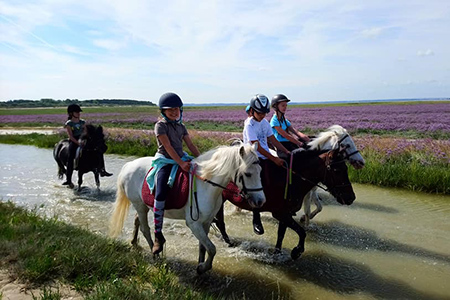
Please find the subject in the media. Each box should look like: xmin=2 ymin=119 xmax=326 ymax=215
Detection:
xmin=0 ymin=270 xmax=82 ymax=300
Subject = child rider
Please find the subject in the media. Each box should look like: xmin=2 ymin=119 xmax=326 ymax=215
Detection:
xmin=243 ymin=94 xmax=290 ymax=235
xmin=152 ymin=92 xmax=200 ymax=254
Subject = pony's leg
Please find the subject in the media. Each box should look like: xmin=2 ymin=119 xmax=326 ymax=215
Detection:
xmin=94 ymin=172 xmax=100 ymax=189
xmin=274 ymin=213 xmax=306 ymax=260
xmin=77 ymin=172 xmax=83 ymax=190
xmin=135 ymin=205 xmax=154 ymax=250
xmin=131 ymin=214 xmax=140 ymax=246
xmin=300 ymin=191 xmax=312 ymax=226
xmin=212 ymin=203 xmax=232 ymax=246
xmin=309 ymin=190 xmax=322 ymax=220
xmin=189 ymin=222 xmax=216 ymax=275
xmin=274 ymin=221 xmax=288 ymax=254
xmin=198 ymin=241 xmax=206 ymax=264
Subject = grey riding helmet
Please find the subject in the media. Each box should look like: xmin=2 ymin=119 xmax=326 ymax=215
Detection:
xmin=271 ymin=94 xmax=291 ymax=109
xmin=249 ymin=94 xmax=270 ymax=113
xmin=158 ymin=92 xmax=183 ymax=123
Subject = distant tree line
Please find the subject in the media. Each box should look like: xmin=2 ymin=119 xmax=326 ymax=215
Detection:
xmin=0 ymin=98 xmax=156 ymax=108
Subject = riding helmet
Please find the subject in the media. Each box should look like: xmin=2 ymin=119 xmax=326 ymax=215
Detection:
xmin=158 ymin=92 xmax=183 ymax=109
xmin=249 ymin=94 xmax=270 ymax=114
xmin=67 ymin=103 xmax=82 ymax=113
xmin=271 ymin=94 xmax=290 ymax=109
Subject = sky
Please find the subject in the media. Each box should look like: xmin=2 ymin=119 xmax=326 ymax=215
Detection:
xmin=0 ymin=0 xmax=449 ymax=104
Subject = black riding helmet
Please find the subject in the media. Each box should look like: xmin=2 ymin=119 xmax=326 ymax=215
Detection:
xmin=250 ymin=94 xmax=270 ymax=114
xmin=271 ymin=94 xmax=290 ymax=109
xmin=158 ymin=92 xmax=183 ymax=123
xmin=67 ymin=103 xmax=82 ymax=114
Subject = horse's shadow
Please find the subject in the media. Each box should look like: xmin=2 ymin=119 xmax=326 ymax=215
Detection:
xmin=259 ymin=252 xmax=445 ymax=300
xmin=71 ymin=186 xmax=116 ymax=202
xmin=312 ymin=193 xmax=399 ymax=214
xmin=307 ymin=220 xmax=450 ymax=264
xmin=163 ymin=257 xmax=292 ymax=299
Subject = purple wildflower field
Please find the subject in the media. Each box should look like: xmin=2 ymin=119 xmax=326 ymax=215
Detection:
xmin=2 ymin=102 xmax=450 ymax=134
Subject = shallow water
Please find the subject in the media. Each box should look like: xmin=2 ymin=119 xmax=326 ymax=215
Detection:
xmin=1 ymin=143 xmax=449 ymax=299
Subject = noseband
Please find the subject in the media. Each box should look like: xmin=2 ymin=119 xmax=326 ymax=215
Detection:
xmin=338 ymin=134 xmax=360 ymax=160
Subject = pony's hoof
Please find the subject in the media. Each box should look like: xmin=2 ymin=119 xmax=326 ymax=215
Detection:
xmin=196 ymin=263 xmax=209 ymax=275
xmin=291 ymin=246 xmax=304 ymax=260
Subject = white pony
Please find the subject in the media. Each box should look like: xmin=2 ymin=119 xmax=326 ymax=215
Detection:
xmin=301 ymin=125 xmax=365 ymax=226
xmin=109 ymin=142 xmax=265 ymax=274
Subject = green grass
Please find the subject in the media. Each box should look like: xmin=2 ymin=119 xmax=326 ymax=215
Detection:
xmin=0 ymin=201 xmax=216 ymax=299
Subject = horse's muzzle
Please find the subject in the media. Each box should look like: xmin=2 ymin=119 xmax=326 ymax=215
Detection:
xmin=247 ymin=193 xmax=266 ymax=209
xmin=337 ymin=191 xmax=356 ymax=205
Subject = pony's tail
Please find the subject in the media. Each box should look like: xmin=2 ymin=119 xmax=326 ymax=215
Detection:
xmin=109 ymin=178 xmax=131 ymax=238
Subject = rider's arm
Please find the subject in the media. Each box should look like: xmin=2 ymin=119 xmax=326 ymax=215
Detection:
xmin=183 ymin=134 xmax=200 ymax=157
xmin=158 ymin=134 xmax=191 ymax=172
xmin=250 ymin=139 xmax=285 ymax=167
xmin=287 ymin=126 xmax=310 ymax=142
xmin=274 ymin=126 xmax=303 ymax=147
xmin=268 ymin=135 xmax=291 ymax=156
xmin=65 ymin=126 xmax=79 ymax=145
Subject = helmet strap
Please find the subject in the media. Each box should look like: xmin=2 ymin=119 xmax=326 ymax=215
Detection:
xmin=160 ymin=107 xmax=183 ymax=124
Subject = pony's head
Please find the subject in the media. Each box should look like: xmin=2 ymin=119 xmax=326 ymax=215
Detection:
xmin=308 ymin=125 xmax=365 ymax=169
xmin=318 ymin=149 xmax=355 ymax=205
xmin=80 ymin=124 xmax=107 ymax=153
xmin=196 ymin=142 xmax=265 ymax=208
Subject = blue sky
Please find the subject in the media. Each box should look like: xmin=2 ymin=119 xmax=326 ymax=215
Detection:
xmin=1 ymin=0 xmax=449 ymax=104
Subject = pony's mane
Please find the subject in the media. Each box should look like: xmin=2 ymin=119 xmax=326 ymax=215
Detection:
xmin=308 ymin=125 xmax=347 ymax=150
xmin=194 ymin=142 xmax=257 ymax=180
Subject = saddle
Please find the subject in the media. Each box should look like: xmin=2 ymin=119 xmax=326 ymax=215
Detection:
xmin=142 ymin=167 xmax=190 ymax=209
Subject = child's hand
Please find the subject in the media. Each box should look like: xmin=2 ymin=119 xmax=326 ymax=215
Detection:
xmin=180 ymin=161 xmax=191 ymax=172
xmin=273 ymin=157 xmax=285 ymax=167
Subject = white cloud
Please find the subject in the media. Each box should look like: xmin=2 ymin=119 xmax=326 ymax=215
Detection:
xmin=417 ymin=49 xmax=435 ymax=56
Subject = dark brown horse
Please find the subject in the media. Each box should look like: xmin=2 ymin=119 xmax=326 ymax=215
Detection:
xmin=53 ymin=124 xmax=107 ymax=190
xmin=215 ymin=147 xmax=355 ymax=260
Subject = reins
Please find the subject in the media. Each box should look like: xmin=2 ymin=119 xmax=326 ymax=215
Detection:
xmin=188 ymin=163 xmax=264 ymax=221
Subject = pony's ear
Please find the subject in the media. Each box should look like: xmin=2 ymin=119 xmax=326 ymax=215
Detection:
xmin=239 ymin=145 xmax=246 ymax=158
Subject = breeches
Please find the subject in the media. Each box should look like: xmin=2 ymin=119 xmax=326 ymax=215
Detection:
xmin=155 ymin=164 xmax=173 ymax=201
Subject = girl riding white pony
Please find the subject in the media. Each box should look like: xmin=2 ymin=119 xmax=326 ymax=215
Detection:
xmin=109 ymin=142 xmax=265 ymax=274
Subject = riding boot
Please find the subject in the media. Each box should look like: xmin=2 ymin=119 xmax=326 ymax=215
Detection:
xmin=152 ymin=199 xmax=166 ymax=255
xmin=252 ymin=210 xmax=264 ymax=235
xmin=100 ymin=169 xmax=113 ymax=177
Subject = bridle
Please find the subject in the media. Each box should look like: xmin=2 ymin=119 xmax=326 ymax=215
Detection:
xmin=283 ymin=146 xmax=352 ymax=200
xmin=189 ymin=161 xmax=264 ymax=220
xmin=337 ymin=134 xmax=360 ymax=161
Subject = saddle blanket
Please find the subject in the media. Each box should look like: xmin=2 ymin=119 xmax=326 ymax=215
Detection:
xmin=142 ymin=167 xmax=246 ymax=208
xmin=142 ymin=167 xmax=190 ymax=209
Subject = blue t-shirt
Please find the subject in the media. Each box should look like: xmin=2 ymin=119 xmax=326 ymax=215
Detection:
xmin=270 ymin=115 xmax=291 ymax=142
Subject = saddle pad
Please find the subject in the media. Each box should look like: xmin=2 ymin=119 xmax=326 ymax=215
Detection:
xmin=222 ymin=182 xmax=245 ymax=204
xmin=142 ymin=167 xmax=189 ymax=209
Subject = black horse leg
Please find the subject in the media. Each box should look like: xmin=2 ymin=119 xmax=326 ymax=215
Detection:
xmin=285 ymin=216 xmax=306 ymax=260
xmin=212 ymin=203 xmax=232 ymax=246
xmin=274 ymin=213 xmax=306 ymax=260
xmin=77 ymin=172 xmax=83 ymax=190
xmin=274 ymin=220 xmax=288 ymax=254
xmin=94 ymin=171 xmax=100 ymax=189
